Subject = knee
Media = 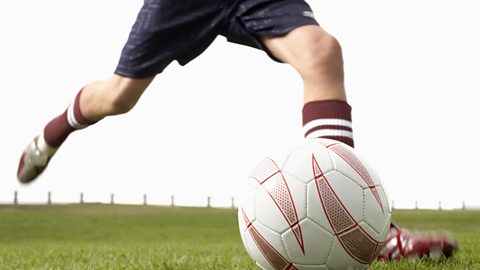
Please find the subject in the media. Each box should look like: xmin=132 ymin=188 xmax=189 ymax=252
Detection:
xmin=104 ymin=83 xmax=137 ymax=116
xmin=297 ymin=33 xmax=343 ymax=77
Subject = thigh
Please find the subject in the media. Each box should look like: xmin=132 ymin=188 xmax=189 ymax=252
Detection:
xmin=115 ymin=0 xmax=228 ymax=78
xmin=223 ymin=0 xmax=319 ymax=62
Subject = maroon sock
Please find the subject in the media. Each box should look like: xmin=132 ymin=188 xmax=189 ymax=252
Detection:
xmin=302 ymin=100 xmax=354 ymax=148
xmin=43 ymin=89 xmax=94 ymax=147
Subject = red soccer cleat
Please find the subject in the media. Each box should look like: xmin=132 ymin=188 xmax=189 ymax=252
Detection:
xmin=377 ymin=224 xmax=458 ymax=261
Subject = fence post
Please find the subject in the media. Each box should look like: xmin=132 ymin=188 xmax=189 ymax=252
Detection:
xmin=207 ymin=196 xmax=211 ymax=208
xmin=231 ymin=197 xmax=235 ymax=209
xmin=80 ymin=193 xmax=84 ymax=204
xmin=47 ymin=192 xmax=52 ymax=205
xmin=462 ymin=201 xmax=466 ymax=210
xmin=143 ymin=194 xmax=147 ymax=206
xmin=438 ymin=201 xmax=442 ymax=211
xmin=14 ymin=191 xmax=18 ymax=205
xmin=415 ymin=201 xmax=418 ymax=210
xmin=391 ymin=200 xmax=394 ymax=211
xmin=171 ymin=195 xmax=175 ymax=207
xmin=110 ymin=194 xmax=114 ymax=205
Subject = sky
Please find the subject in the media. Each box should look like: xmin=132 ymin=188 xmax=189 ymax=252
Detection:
xmin=1 ymin=0 xmax=479 ymax=209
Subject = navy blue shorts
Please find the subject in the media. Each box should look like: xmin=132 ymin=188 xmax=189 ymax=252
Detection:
xmin=115 ymin=0 xmax=319 ymax=78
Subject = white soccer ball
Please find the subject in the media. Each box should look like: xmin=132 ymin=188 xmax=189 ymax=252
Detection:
xmin=238 ymin=138 xmax=391 ymax=270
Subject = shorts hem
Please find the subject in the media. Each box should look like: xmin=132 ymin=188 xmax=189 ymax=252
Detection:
xmin=114 ymin=69 xmax=159 ymax=79
xmin=248 ymin=20 xmax=319 ymax=63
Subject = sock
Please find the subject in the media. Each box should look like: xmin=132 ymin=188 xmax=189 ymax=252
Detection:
xmin=302 ymin=100 xmax=354 ymax=148
xmin=39 ymin=89 xmax=95 ymax=151
xmin=37 ymin=131 xmax=57 ymax=155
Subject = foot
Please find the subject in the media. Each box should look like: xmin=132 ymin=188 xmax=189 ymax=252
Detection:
xmin=377 ymin=224 xmax=458 ymax=261
xmin=17 ymin=136 xmax=54 ymax=183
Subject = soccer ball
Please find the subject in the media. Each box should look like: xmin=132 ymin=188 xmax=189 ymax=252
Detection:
xmin=238 ymin=139 xmax=391 ymax=270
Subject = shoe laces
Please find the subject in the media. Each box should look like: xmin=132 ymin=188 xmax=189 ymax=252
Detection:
xmin=27 ymin=141 xmax=50 ymax=167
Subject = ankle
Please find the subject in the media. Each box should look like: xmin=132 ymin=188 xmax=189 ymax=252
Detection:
xmin=36 ymin=132 xmax=58 ymax=156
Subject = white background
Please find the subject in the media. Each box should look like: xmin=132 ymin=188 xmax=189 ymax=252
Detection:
xmin=1 ymin=0 xmax=479 ymax=209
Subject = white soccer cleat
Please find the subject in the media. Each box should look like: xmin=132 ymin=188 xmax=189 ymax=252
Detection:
xmin=17 ymin=136 xmax=54 ymax=183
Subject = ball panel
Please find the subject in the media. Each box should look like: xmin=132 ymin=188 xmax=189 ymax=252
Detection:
xmin=282 ymin=142 xmax=334 ymax=184
xmin=312 ymin=172 xmax=360 ymax=235
xmin=326 ymin=237 xmax=369 ymax=270
xmin=238 ymin=208 xmax=248 ymax=233
xmin=246 ymin=220 xmax=292 ymax=270
xmin=328 ymin=146 xmax=388 ymax=214
xmin=239 ymin=179 xmax=260 ymax=224
xmin=255 ymin=166 xmax=306 ymax=234
xmin=255 ymin=182 xmax=292 ymax=233
xmin=310 ymin=138 xmax=342 ymax=148
xmin=306 ymin=180 xmax=334 ymax=235
xmin=376 ymin=214 xmax=392 ymax=245
xmin=327 ymin=144 xmax=375 ymax=190
xmin=357 ymin=221 xmax=391 ymax=260
xmin=379 ymin=214 xmax=392 ymax=243
xmin=250 ymin=158 xmax=283 ymax=184
xmin=323 ymin=170 xmax=364 ymax=223
xmin=292 ymin=264 xmax=329 ymax=270
xmin=283 ymin=173 xmax=308 ymax=221
xmin=241 ymin=227 xmax=272 ymax=270
xmin=238 ymin=209 xmax=255 ymax=259
xmin=365 ymin=161 xmax=384 ymax=186
xmin=281 ymin=218 xmax=334 ymax=265
xmin=337 ymin=225 xmax=381 ymax=264
xmin=358 ymin=220 xmax=390 ymax=244
xmin=363 ymin=186 xmax=391 ymax=234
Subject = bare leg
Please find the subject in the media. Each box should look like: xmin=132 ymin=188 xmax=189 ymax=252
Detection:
xmin=17 ymin=74 xmax=154 ymax=183
xmin=262 ymin=25 xmax=353 ymax=146
xmin=262 ymin=25 xmax=346 ymax=104
xmin=80 ymin=74 xmax=154 ymax=122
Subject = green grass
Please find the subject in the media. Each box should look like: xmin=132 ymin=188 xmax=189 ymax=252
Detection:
xmin=0 ymin=204 xmax=478 ymax=270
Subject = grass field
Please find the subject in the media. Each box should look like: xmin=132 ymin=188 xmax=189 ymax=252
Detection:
xmin=0 ymin=204 xmax=478 ymax=270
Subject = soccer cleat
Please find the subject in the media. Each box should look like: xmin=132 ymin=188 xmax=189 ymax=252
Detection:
xmin=377 ymin=224 xmax=458 ymax=261
xmin=17 ymin=136 xmax=54 ymax=183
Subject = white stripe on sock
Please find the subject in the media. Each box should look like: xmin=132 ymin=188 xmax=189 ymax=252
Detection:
xmin=67 ymin=103 xmax=87 ymax=129
xmin=305 ymin=129 xmax=354 ymax=140
xmin=303 ymin=119 xmax=352 ymax=134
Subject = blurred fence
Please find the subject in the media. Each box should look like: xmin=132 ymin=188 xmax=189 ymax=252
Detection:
xmin=10 ymin=190 xmax=237 ymax=209
xmin=7 ymin=190 xmax=480 ymax=210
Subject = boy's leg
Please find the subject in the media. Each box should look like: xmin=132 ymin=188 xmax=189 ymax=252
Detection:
xmin=262 ymin=24 xmax=457 ymax=261
xmin=79 ymin=75 xmax=154 ymax=122
xmin=17 ymin=75 xmax=153 ymax=183
xmin=262 ymin=25 xmax=346 ymax=104
xmin=17 ymin=0 xmax=227 ymax=184
xmin=262 ymin=25 xmax=354 ymax=147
